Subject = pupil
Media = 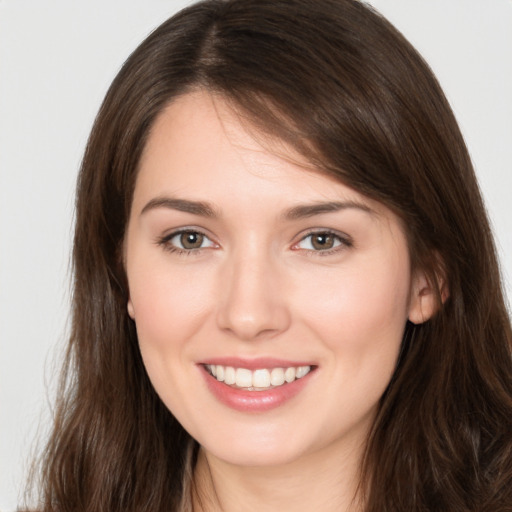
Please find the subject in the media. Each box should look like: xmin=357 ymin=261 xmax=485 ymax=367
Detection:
xmin=313 ymin=233 xmax=333 ymax=250
xmin=181 ymin=232 xmax=203 ymax=249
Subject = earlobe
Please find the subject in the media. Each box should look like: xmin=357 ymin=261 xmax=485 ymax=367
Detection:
xmin=408 ymin=270 xmax=448 ymax=325
xmin=127 ymin=299 xmax=135 ymax=319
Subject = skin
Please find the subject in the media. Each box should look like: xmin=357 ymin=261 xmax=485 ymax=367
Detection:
xmin=124 ymin=90 xmax=437 ymax=511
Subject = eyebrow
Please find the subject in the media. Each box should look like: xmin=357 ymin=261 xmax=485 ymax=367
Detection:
xmin=140 ymin=197 xmax=218 ymax=217
xmin=283 ymin=201 xmax=374 ymax=220
xmin=140 ymin=196 xmax=374 ymax=220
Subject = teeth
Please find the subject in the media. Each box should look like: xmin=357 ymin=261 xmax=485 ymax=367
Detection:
xmin=296 ymin=366 xmax=310 ymax=378
xmin=253 ymin=369 xmax=271 ymax=388
xmin=206 ymin=364 xmax=311 ymax=390
xmin=236 ymin=368 xmax=252 ymax=387
xmin=284 ymin=367 xmax=296 ymax=383
xmin=270 ymin=368 xmax=285 ymax=386
xmin=224 ymin=366 xmax=236 ymax=385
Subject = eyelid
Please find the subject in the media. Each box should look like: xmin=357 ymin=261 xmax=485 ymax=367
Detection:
xmin=291 ymin=228 xmax=353 ymax=253
xmin=156 ymin=227 xmax=218 ymax=254
xmin=155 ymin=226 xmax=352 ymax=255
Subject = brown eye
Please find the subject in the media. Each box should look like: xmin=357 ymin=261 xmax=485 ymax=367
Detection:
xmin=162 ymin=230 xmax=215 ymax=252
xmin=311 ymin=233 xmax=335 ymax=250
xmin=180 ymin=231 xmax=204 ymax=249
xmin=295 ymin=231 xmax=348 ymax=252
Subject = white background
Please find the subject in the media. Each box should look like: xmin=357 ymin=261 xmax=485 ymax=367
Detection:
xmin=1 ymin=1 xmax=511 ymax=509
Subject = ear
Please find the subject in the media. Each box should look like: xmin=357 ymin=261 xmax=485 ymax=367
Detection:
xmin=127 ymin=298 xmax=135 ymax=319
xmin=408 ymin=269 xmax=448 ymax=325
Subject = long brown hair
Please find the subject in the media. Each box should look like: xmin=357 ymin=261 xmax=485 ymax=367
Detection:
xmin=30 ymin=1 xmax=512 ymax=510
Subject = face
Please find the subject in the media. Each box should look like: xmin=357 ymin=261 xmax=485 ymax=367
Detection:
xmin=124 ymin=90 xmax=431 ymax=468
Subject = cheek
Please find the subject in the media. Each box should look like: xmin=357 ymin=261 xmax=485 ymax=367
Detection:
xmin=127 ymin=261 xmax=216 ymax=412
xmin=296 ymin=255 xmax=410 ymax=364
xmin=127 ymin=255 xmax=214 ymax=359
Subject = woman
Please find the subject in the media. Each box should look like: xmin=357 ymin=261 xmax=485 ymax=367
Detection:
xmin=31 ymin=0 xmax=512 ymax=510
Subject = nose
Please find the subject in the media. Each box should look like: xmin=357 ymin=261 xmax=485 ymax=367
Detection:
xmin=216 ymin=248 xmax=291 ymax=341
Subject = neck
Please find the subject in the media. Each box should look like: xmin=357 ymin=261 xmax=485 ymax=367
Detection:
xmin=191 ymin=437 xmax=366 ymax=512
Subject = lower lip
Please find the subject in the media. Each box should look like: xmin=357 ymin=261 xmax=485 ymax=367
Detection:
xmin=201 ymin=366 xmax=315 ymax=412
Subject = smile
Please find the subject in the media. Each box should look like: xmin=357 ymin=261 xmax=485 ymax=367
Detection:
xmin=205 ymin=364 xmax=312 ymax=390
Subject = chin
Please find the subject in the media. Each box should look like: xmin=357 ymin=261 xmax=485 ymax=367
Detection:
xmin=206 ymin=441 xmax=307 ymax=468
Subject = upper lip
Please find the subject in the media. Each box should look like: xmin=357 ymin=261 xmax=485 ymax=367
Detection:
xmin=199 ymin=357 xmax=316 ymax=370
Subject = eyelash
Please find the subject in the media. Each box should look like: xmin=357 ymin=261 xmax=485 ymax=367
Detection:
xmin=292 ymin=230 xmax=353 ymax=256
xmin=156 ymin=229 xmax=353 ymax=256
xmin=156 ymin=229 xmax=216 ymax=256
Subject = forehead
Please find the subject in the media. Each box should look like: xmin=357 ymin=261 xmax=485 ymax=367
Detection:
xmin=139 ymin=92 xmax=351 ymax=198
xmin=139 ymin=90 xmax=309 ymax=184
xmin=133 ymin=90 xmax=395 ymax=224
